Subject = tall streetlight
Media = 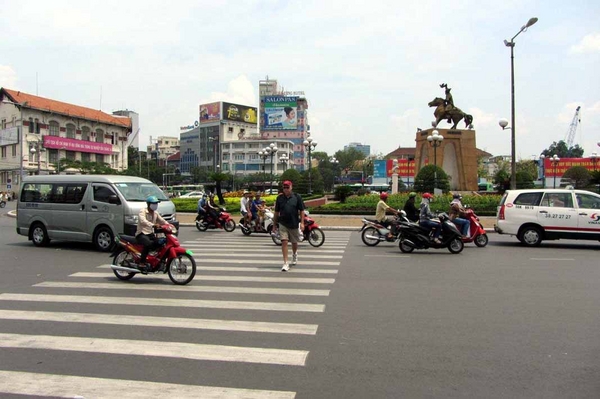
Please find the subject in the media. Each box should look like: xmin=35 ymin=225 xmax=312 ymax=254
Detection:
xmin=303 ymin=136 xmax=318 ymax=194
xmin=279 ymin=152 xmax=289 ymax=172
xmin=590 ymin=152 xmax=599 ymax=193
xmin=258 ymin=149 xmax=269 ymax=192
xmin=267 ymin=142 xmax=278 ymax=193
xmin=500 ymin=16 xmax=539 ymax=190
xmin=29 ymin=139 xmax=46 ymax=175
xmin=539 ymin=154 xmax=546 ymax=188
xmin=549 ymin=154 xmax=560 ymax=189
xmin=330 ymin=157 xmax=339 ymax=186
xmin=427 ymin=129 xmax=443 ymax=189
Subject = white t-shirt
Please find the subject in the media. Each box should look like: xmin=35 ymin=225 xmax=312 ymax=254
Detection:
xmin=240 ymin=197 xmax=250 ymax=213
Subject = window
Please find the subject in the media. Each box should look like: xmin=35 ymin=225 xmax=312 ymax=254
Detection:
xmin=110 ymin=133 xmax=115 ymax=145
xmin=1 ymin=147 xmax=6 ymax=158
xmin=66 ymin=123 xmax=76 ymax=139
xmin=21 ymin=183 xmax=53 ymax=202
xmin=49 ymin=121 xmax=59 ymax=136
xmin=96 ymin=154 xmax=104 ymax=163
xmin=514 ymin=192 xmax=543 ymax=206
xmin=541 ymin=193 xmax=573 ymax=208
xmin=81 ymin=126 xmax=90 ymax=141
xmin=66 ymin=151 xmax=76 ymax=160
xmin=28 ymin=118 xmax=34 ymax=133
xmin=96 ymin=129 xmax=104 ymax=143
xmin=82 ymin=153 xmax=90 ymax=162
xmin=576 ymin=193 xmax=600 ymax=209
xmin=48 ymin=149 xmax=58 ymax=165
xmin=93 ymin=185 xmax=117 ymax=203
xmin=1 ymin=119 xmax=5 ymax=129
xmin=11 ymin=145 xmax=16 ymax=157
xmin=228 ymin=127 xmax=234 ymax=133
xmin=34 ymin=119 xmax=40 ymax=133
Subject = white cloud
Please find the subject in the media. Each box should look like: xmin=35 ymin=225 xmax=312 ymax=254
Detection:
xmin=0 ymin=65 xmax=18 ymax=90
xmin=570 ymin=33 xmax=600 ymax=53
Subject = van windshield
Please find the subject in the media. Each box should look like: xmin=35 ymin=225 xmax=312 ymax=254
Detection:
xmin=114 ymin=183 xmax=169 ymax=201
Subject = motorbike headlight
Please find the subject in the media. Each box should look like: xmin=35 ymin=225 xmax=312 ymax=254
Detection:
xmin=124 ymin=215 xmax=138 ymax=225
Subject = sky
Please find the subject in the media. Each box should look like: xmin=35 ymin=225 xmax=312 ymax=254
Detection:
xmin=1 ymin=0 xmax=599 ymax=161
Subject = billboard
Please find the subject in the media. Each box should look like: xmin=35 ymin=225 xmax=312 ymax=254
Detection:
xmin=262 ymin=96 xmax=298 ymax=130
xmin=43 ymin=136 xmax=113 ymax=155
xmin=199 ymin=102 xmax=221 ymax=123
xmin=0 ymin=127 xmax=19 ymax=146
xmin=222 ymin=102 xmax=258 ymax=124
xmin=544 ymin=157 xmax=600 ymax=177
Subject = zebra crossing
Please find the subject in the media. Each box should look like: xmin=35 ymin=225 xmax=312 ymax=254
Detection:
xmin=0 ymin=231 xmax=352 ymax=398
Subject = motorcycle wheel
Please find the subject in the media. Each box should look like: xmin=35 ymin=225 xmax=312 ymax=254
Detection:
xmin=112 ymin=249 xmax=136 ymax=281
xmin=307 ymin=227 xmax=325 ymax=247
xmin=399 ymin=237 xmax=415 ymax=253
xmin=361 ymin=227 xmax=381 ymax=247
xmin=272 ymin=231 xmax=282 ymax=246
xmin=196 ymin=219 xmax=208 ymax=232
xmin=224 ymin=219 xmax=236 ymax=232
xmin=240 ymin=218 xmax=251 ymax=236
xmin=167 ymin=253 xmax=197 ymax=285
xmin=474 ymin=234 xmax=489 ymax=247
xmin=0 ymin=201 xmax=5 ymax=208
xmin=448 ymin=237 xmax=464 ymax=254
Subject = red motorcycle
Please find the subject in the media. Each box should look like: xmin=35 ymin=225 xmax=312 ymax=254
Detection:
xmin=110 ymin=224 xmax=197 ymax=285
xmin=271 ymin=210 xmax=325 ymax=247
xmin=195 ymin=207 xmax=236 ymax=232
xmin=461 ymin=209 xmax=488 ymax=247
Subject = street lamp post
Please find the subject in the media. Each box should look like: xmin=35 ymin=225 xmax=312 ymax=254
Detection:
xmin=258 ymin=149 xmax=269 ymax=192
xmin=29 ymin=140 xmax=46 ymax=175
xmin=279 ymin=153 xmax=289 ymax=172
xmin=427 ymin=129 xmax=443 ymax=190
xmin=330 ymin=157 xmax=339 ymax=186
xmin=590 ymin=152 xmax=599 ymax=192
xmin=500 ymin=16 xmax=539 ymax=190
xmin=303 ymin=136 xmax=318 ymax=194
xmin=549 ymin=154 xmax=560 ymax=189
xmin=268 ymin=142 xmax=278 ymax=193
xmin=539 ymin=154 xmax=546 ymax=188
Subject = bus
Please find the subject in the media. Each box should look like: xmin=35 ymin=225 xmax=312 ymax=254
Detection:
xmin=168 ymin=184 xmax=205 ymax=196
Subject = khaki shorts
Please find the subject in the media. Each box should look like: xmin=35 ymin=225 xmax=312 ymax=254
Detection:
xmin=279 ymin=224 xmax=302 ymax=243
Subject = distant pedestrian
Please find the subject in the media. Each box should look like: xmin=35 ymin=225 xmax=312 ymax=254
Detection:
xmin=272 ymin=180 xmax=305 ymax=272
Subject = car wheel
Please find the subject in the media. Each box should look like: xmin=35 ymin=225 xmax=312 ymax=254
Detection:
xmin=519 ymin=226 xmax=543 ymax=247
xmin=94 ymin=226 xmax=115 ymax=252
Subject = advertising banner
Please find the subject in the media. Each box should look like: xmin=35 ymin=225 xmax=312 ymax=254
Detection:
xmin=544 ymin=157 xmax=599 ymax=177
xmin=385 ymin=159 xmax=415 ymax=177
xmin=0 ymin=127 xmax=19 ymax=146
xmin=373 ymin=160 xmax=387 ymax=178
xmin=262 ymin=96 xmax=298 ymax=130
xmin=199 ymin=102 xmax=221 ymax=123
xmin=222 ymin=102 xmax=258 ymax=124
xmin=43 ymin=136 xmax=113 ymax=155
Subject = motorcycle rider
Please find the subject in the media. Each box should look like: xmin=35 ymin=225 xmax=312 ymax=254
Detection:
xmin=197 ymin=193 xmax=208 ymax=221
xmin=135 ymin=195 xmax=168 ymax=271
xmin=376 ymin=192 xmax=399 ymax=240
xmin=403 ymin=192 xmax=419 ymax=222
xmin=240 ymin=190 xmax=252 ymax=227
xmin=419 ymin=192 xmax=441 ymax=244
xmin=449 ymin=193 xmax=469 ymax=237
xmin=206 ymin=192 xmax=220 ymax=225
xmin=251 ymin=191 xmax=265 ymax=230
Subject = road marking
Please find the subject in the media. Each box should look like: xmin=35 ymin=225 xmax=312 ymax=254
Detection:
xmin=98 ymin=265 xmax=338 ymax=273
xmin=0 ymin=310 xmax=318 ymax=335
xmin=0 ymin=371 xmax=297 ymax=399
xmin=187 ymin=252 xmax=344 ymax=259
xmin=364 ymin=255 xmax=411 ymax=258
xmin=35 ymin=281 xmax=330 ymax=296
xmin=193 ymin=259 xmax=341 ymax=266
xmin=183 ymin=242 xmax=348 ymax=249
xmin=0 ymin=293 xmax=326 ymax=312
xmin=183 ymin=246 xmax=346 ymax=253
xmin=70 ymin=272 xmax=336 ymax=284
xmin=0 ymin=333 xmax=309 ymax=366
xmin=530 ymin=258 xmax=575 ymax=261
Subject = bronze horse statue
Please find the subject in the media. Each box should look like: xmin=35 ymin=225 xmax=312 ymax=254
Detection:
xmin=428 ymin=97 xmax=473 ymax=129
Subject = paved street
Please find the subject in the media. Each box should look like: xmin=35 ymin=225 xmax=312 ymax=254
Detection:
xmin=1 ymin=203 xmax=600 ymax=398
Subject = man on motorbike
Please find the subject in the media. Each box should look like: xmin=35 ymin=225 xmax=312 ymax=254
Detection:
xmin=376 ymin=192 xmax=399 ymax=240
xmin=403 ymin=192 xmax=419 ymax=222
xmin=197 ymin=193 xmax=208 ymax=221
xmin=206 ymin=193 xmax=221 ymax=225
xmin=240 ymin=191 xmax=252 ymax=227
xmin=419 ymin=192 xmax=441 ymax=244
xmin=135 ymin=196 xmax=168 ymax=271
xmin=449 ymin=193 xmax=469 ymax=237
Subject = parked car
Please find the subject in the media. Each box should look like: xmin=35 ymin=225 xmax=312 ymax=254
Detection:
xmin=179 ymin=191 xmax=204 ymax=198
xmin=495 ymin=188 xmax=600 ymax=246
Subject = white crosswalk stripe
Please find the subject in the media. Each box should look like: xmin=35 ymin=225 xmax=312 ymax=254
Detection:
xmin=0 ymin=229 xmax=352 ymax=396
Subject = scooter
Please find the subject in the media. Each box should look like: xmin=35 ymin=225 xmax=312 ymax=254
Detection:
xmin=110 ymin=224 xmax=197 ymax=285
xmin=460 ymin=208 xmax=488 ymax=247
xmin=272 ymin=210 xmax=325 ymax=247
xmin=397 ymin=212 xmax=464 ymax=254
xmin=0 ymin=200 xmax=5 ymax=208
xmin=196 ymin=207 xmax=236 ymax=232
xmin=360 ymin=211 xmax=404 ymax=246
xmin=239 ymin=208 xmax=275 ymax=236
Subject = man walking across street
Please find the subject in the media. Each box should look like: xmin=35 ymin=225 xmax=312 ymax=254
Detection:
xmin=272 ymin=180 xmax=305 ymax=272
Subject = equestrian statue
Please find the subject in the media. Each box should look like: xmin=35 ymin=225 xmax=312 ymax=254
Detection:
xmin=428 ymin=83 xmax=473 ymax=129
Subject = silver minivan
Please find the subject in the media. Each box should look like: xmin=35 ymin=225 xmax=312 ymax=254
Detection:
xmin=17 ymin=175 xmax=179 ymax=251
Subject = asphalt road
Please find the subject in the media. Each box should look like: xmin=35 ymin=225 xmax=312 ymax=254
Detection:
xmin=1 ymin=202 xmax=600 ymax=398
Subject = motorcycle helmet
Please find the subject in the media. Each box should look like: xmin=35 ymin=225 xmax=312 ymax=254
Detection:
xmin=146 ymin=195 xmax=160 ymax=204
xmin=422 ymin=192 xmax=433 ymax=200
xmin=452 ymin=193 xmax=462 ymax=200
xmin=380 ymin=192 xmax=389 ymax=200
xmin=409 ymin=192 xmax=417 ymax=198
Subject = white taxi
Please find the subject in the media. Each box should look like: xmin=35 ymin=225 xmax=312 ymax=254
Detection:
xmin=495 ymin=188 xmax=600 ymax=246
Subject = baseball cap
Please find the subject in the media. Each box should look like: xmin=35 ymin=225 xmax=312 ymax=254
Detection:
xmin=283 ymin=180 xmax=292 ymax=187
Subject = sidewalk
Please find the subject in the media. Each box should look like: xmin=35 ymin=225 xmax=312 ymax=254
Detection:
xmin=177 ymin=213 xmax=497 ymax=232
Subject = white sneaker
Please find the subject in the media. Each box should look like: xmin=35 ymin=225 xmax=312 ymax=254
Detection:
xmin=291 ymin=253 xmax=297 ymax=266
xmin=281 ymin=263 xmax=290 ymax=272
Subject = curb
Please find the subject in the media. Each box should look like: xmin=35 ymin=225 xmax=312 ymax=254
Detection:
xmin=7 ymin=210 xmax=16 ymax=218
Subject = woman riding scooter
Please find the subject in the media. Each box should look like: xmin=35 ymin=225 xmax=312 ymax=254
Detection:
xmin=419 ymin=193 xmax=441 ymax=244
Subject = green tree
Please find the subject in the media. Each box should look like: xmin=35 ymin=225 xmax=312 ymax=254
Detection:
xmin=541 ymin=140 xmax=584 ymax=158
xmin=562 ymin=166 xmax=590 ymax=188
xmin=209 ymin=171 xmax=228 ymax=204
xmin=333 ymin=148 xmax=366 ymax=172
xmin=413 ymin=165 xmax=450 ymax=193
xmin=279 ymin=168 xmax=302 ymax=190
xmin=515 ymin=170 xmax=535 ymax=189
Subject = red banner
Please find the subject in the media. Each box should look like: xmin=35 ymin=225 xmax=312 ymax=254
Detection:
xmin=43 ymin=136 xmax=113 ymax=155
xmin=544 ymin=157 xmax=600 ymax=177
xmin=386 ymin=159 xmax=415 ymax=177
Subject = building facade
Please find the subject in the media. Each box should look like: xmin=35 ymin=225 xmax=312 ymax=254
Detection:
xmin=0 ymin=88 xmax=132 ymax=193
xmin=344 ymin=142 xmax=371 ymax=157
xmin=147 ymin=136 xmax=179 ymax=164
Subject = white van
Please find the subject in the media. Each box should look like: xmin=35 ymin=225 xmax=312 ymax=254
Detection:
xmin=17 ymin=175 xmax=179 ymax=251
xmin=495 ymin=188 xmax=600 ymax=246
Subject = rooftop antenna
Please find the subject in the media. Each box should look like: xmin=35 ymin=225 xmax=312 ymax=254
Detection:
xmin=36 ymin=72 xmax=38 ymax=95
xmin=99 ymin=85 xmax=103 ymax=111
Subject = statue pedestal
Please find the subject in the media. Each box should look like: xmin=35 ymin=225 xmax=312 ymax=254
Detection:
xmin=415 ymin=128 xmax=478 ymax=191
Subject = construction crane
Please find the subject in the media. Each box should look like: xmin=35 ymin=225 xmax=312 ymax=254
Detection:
xmin=564 ymin=106 xmax=581 ymax=148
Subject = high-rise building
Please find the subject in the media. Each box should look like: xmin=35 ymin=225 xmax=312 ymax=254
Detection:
xmin=344 ymin=142 xmax=371 ymax=157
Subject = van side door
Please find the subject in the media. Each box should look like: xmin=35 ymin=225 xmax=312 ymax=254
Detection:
xmin=537 ymin=192 xmax=578 ymax=237
xmin=49 ymin=183 xmax=89 ymax=241
xmin=574 ymin=192 xmax=600 ymax=239
xmin=87 ymin=183 xmax=123 ymax=237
